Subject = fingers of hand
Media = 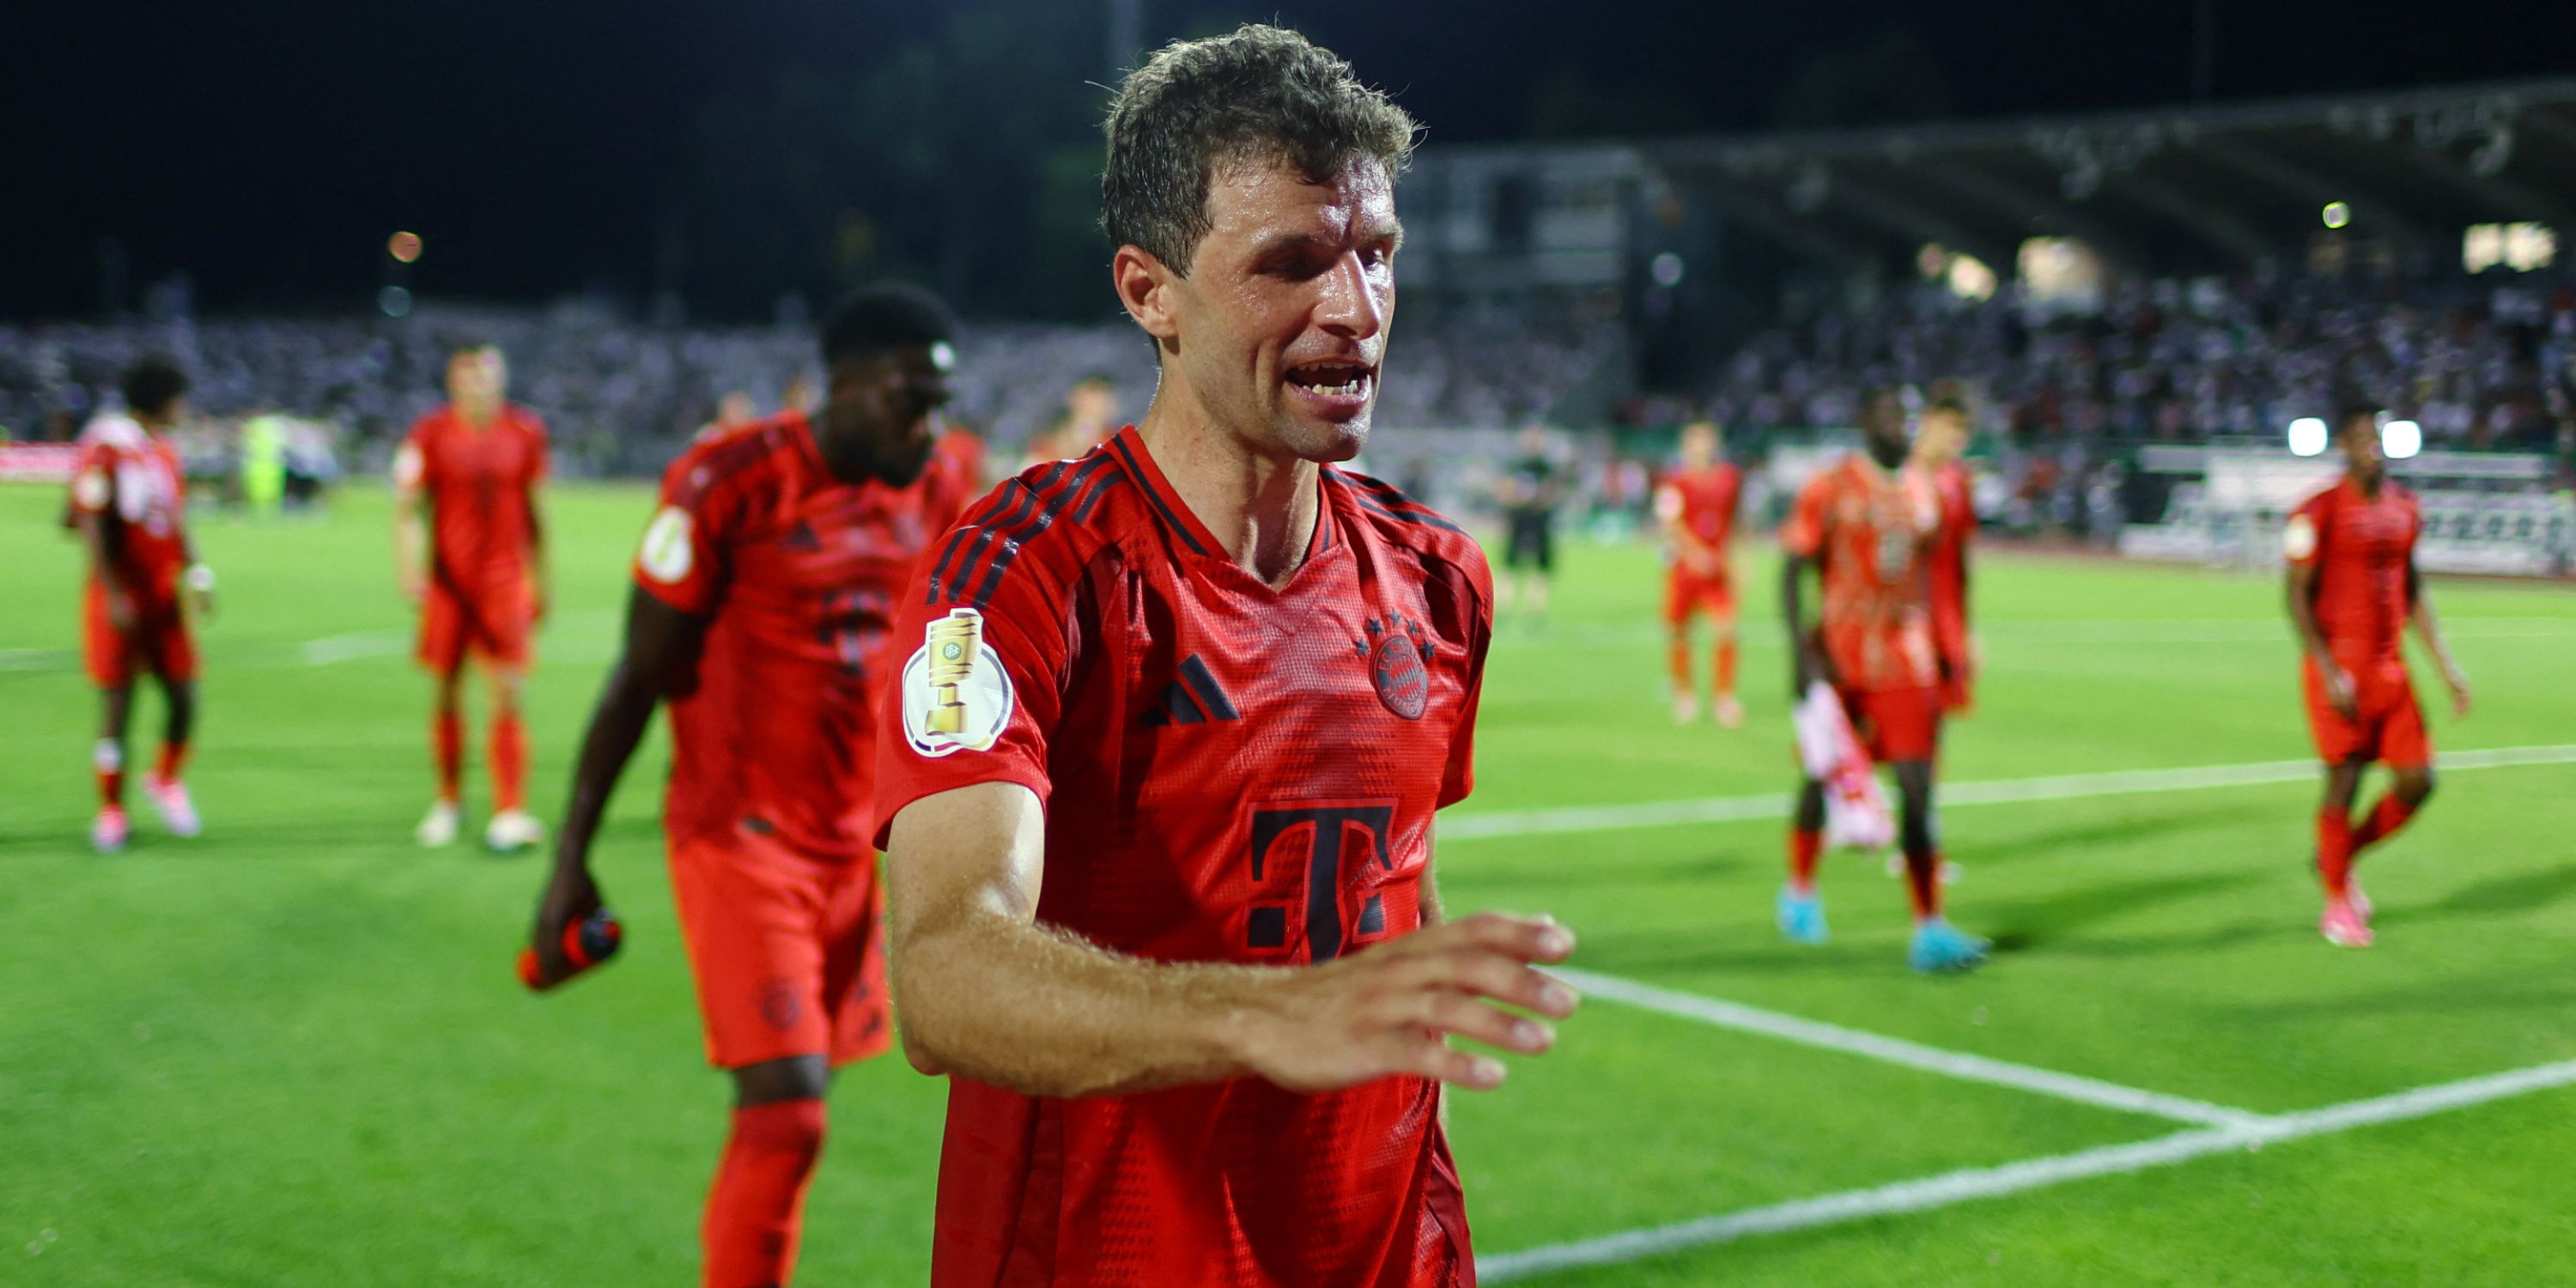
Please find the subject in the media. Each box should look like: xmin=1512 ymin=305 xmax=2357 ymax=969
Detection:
xmin=1438 ymin=912 xmax=1579 ymax=969
xmin=1383 ymin=1031 xmax=1507 ymax=1090
xmin=1400 ymin=945 xmax=1579 ymax=1019
xmin=1410 ymin=990 xmax=1555 ymax=1056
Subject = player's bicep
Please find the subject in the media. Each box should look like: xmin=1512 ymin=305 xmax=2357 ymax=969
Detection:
xmin=886 ymin=781 xmax=1048 ymax=940
xmin=616 ymin=583 xmax=709 ymax=696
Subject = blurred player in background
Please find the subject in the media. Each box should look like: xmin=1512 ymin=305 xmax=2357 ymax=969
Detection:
xmin=1778 ymin=386 xmax=1989 ymax=973
xmin=1498 ymin=422 xmax=1565 ymax=623
xmin=531 ymin=285 xmax=961 ymax=1288
xmin=68 ymin=356 xmax=214 ymax=854
xmin=394 ymin=341 xmax=550 ymax=852
xmin=2286 ymin=398 xmax=2472 ymax=948
xmin=1915 ymin=386 xmax=1976 ymax=715
xmin=1019 ymin=372 xmax=1119 ymax=470
xmin=878 ymin=26 xmax=1575 ymax=1286
xmin=1656 ymin=419 xmax=1744 ymax=725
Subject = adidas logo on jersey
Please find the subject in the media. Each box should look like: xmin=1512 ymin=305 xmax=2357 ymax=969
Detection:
xmin=1142 ymin=654 xmax=1240 ymax=727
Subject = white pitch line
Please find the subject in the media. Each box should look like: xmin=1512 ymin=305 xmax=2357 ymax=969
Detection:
xmin=1552 ymin=968 xmax=2265 ymax=1130
xmin=1480 ymin=1057 xmax=2576 ymax=1282
xmin=1442 ymin=744 xmax=2576 ymax=841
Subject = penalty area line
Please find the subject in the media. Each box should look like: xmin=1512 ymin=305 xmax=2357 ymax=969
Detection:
xmin=1479 ymin=1057 xmax=2576 ymax=1283
xmin=1442 ymin=744 xmax=2576 ymax=841
xmin=1550 ymin=968 xmax=2265 ymax=1130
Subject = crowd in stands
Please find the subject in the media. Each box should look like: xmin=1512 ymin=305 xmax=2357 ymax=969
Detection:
xmin=0 ymin=306 xmax=1621 ymax=482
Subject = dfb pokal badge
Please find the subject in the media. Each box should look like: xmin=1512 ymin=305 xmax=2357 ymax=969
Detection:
xmin=902 ymin=608 xmax=1014 ymax=756
xmin=1355 ymin=613 xmax=1433 ymax=720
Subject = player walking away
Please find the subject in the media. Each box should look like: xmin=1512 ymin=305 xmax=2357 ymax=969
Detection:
xmin=877 ymin=27 xmax=1577 ymax=1286
xmin=1656 ymin=420 xmax=1744 ymax=726
xmin=2285 ymin=398 xmax=2472 ymax=948
xmin=69 ymin=356 xmax=213 ymax=854
xmin=529 ymin=286 xmax=961 ymax=1288
xmin=395 ymin=341 xmax=550 ymax=853
xmin=1498 ymin=422 xmax=1565 ymax=623
xmin=1915 ymin=386 xmax=1976 ymax=716
xmin=1777 ymin=386 xmax=1990 ymax=973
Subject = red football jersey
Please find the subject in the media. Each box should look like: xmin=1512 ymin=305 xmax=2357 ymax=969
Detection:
xmin=1923 ymin=460 xmax=1973 ymax=652
xmin=1656 ymin=462 xmax=1743 ymax=555
xmin=875 ymin=426 xmax=1492 ymax=1288
xmin=2287 ymin=477 xmax=2421 ymax=665
xmin=636 ymin=411 xmax=948 ymax=861
xmin=68 ymin=416 xmax=191 ymax=598
xmin=1780 ymin=453 xmax=1939 ymax=693
xmin=398 ymin=404 xmax=547 ymax=596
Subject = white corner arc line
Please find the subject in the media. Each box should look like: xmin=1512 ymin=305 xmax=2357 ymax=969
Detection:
xmin=1442 ymin=744 xmax=2576 ymax=841
xmin=1479 ymin=1057 xmax=2576 ymax=1283
xmin=1551 ymin=968 xmax=2265 ymax=1129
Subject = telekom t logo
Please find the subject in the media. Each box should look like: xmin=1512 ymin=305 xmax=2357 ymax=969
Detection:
xmin=1244 ymin=801 xmax=1398 ymax=962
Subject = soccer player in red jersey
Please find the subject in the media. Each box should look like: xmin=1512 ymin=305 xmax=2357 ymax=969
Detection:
xmin=394 ymin=341 xmax=550 ymax=852
xmin=876 ymin=27 xmax=1578 ymax=1287
xmin=1656 ymin=419 xmax=1745 ymax=726
xmin=68 ymin=356 xmax=213 ymax=854
xmin=529 ymin=286 xmax=961 ymax=1288
xmin=2286 ymin=398 xmax=2472 ymax=948
xmin=1913 ymin=388 xmax=1976 ymax=716
xmin=1777 ymin=386 xmax=1989 ymax=973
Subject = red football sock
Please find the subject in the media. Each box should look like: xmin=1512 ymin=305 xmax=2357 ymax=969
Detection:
xmin=1902 ymin=844 xmax=1941 ymax=920
xmin=1716 ymin=637 xmax=1739 ymax=699
xmin=704 ymin=1098 xmax=825 ymax=1288
xmin=489 ymin=714 xmax=528 ymax=813
xmin=155 ymin=739 xmax=191 ymax=787
xmin=2350 ymin=793 xmax=2421 ymax=855
xmin=1667 ymin=634 xmax=1692 ymax=692
xmin=2317 ymin=806 xmax=2355 ymax=899
xmin=1788 ymin=828 xmax=1823 ymax=893
xmin=433 ymin=710 xmax=465 ymax=803
xmin=94 ymin=738 xmax=125 ymax=810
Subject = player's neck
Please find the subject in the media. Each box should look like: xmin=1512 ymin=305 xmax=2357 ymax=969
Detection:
xmin=1134 ymin=400 xmax=1320 ymax=588
xmin=2349 ymin=470 xmax=2383 ymax=498
xmin=456 ymin=401 xmax=501 ymax=428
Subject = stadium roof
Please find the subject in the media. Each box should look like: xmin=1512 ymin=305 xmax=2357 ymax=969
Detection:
xmin=1643 ymin=76 xmax=2576 ymax=274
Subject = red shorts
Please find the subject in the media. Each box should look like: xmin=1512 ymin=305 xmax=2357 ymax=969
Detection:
xmin=668 ymin=827 xmax=890 ymax=1071
xmin=417 ymin=580 xmax=534 ymax=673
xmin=1839 ymin=684 xmax=1941 ymax=763
xmin=1664 ymin=568 xmax=1735 ymax=629
xmin=83 ymin=582 xmax=197 ymax=688
xmin=2303 ymin=656 xmax=2430 ymax=769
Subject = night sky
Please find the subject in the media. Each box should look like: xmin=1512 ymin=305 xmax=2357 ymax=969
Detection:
xmin=9 ymin=0 xmax=2571 ymax=319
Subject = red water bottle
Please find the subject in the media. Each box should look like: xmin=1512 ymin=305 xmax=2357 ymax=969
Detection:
xmin=518 ymin=911 xmax=623 ymax=991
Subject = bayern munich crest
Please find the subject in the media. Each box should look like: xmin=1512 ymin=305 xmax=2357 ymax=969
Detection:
xmin=1354 ymin=613 xmax=1434 ymax=720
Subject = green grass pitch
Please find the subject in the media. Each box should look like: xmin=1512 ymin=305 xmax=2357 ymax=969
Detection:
xmin=3 ymin=479 xmax=2573 ymax=1285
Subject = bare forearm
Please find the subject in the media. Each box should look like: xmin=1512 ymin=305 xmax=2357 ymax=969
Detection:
xmin=552 ymin=666 xmax=659 ymax=867
xmin=395 ymin=505 xmax=428 ymax=576
xmin=896 ymin=909 xmax=1279 ymax=1097
xmin=1779 ymin=554 xmax=1810 ymax=647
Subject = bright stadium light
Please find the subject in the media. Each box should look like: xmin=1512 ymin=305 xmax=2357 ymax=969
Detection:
xmin=2287 ymin=416 xmax=2329 ymax=457
xmin=2382 ymin=418 xmax=2422 ymax=459
xmin=2322 ymin=202 xmax=2352 ymax=230
xmin=388 ymin=230 xmax=423 ymax=264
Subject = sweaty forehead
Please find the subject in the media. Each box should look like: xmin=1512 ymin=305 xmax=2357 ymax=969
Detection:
xmin=1205 ymin=156 xmax=1399 ymax=243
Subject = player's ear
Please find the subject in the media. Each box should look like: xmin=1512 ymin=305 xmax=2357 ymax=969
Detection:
xmin=1113 ymin=245 xmax=1182 ymax=345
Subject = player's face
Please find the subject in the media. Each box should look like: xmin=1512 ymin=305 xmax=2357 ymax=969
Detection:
xmin=1862 ymin=392 xmax=1911 ymax=465
xmin=1680 ymin=423 xmax=1716 ymax=468
xmin=821 ymin=343 xmax=952 ymax=488
xmin=1068 ymin=380 xmax=1116 ymax=425
xmin=1916 ymin=410 xmax=1965 ymax=465
xmin=447 ymin=349 xmax=506 ymax=410
xmin=1170 ymin=157 xmax=1400 ymax=464
xmin=2341 ymin=415 xmax=2385 ymax=482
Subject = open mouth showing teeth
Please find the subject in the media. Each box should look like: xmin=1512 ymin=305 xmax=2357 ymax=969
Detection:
xmin=1288 ymin=364 xmax=1373 ymax=398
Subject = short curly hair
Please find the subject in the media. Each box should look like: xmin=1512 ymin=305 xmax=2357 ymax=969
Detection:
xmin=1103 ymin=24 xmax=1418 ymax=276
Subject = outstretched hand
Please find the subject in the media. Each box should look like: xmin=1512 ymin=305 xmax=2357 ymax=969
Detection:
xmin=1236 ymin=912 xmax=1578 ymax=1094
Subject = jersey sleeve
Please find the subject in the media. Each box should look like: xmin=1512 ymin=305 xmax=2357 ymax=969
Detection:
xmin=1779 ymin=473 xmax=1832 ymax=559
xmin=1436 ymin=552 xmax=1496 ymax=810
xmin=632 ymin=451 xmax=745 ymax=617
xmin=2283 ymin=493 xmax=2328 ymax=567
xmin=871 ymin=532 xmax=1079 ymax=849
xmin=68 ymin=442 xmax=117 ymax=517
xmin=392 ymin=419 xmax=433 ymax=495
